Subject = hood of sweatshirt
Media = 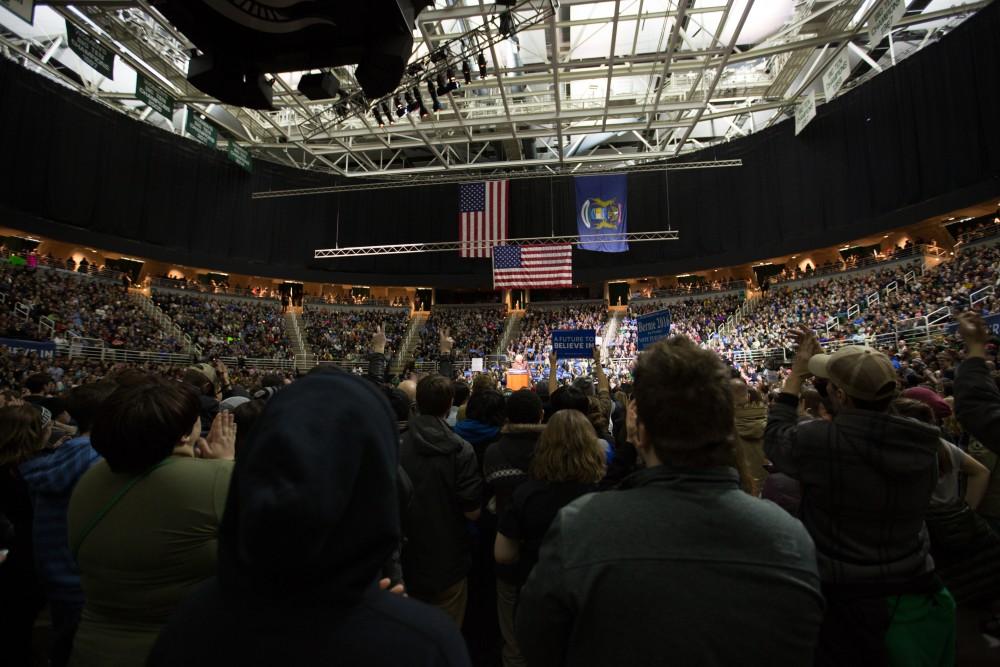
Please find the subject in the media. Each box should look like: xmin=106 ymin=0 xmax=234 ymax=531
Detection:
xmin=453 ymin=419 xmax=500 ymax=445
xmin=407 ymin=413 xmax=469 ymax=456
xmin=735 ymin=404 xmax=767 ymax=441
xmin=217 ymin=373 xmax=400 ymax=604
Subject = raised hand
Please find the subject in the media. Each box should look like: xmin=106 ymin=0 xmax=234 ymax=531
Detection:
xmin=957 ymin=312 xmax=989 ymax=353
xmin=439 ymin=327 xmax=454 ymax=355
xmin=372 ymin=324 xmax=387 ymax=354
xmin=791 ymin=325 xmax=821 ymax=379
xmin=199 ymin=411 xmax=236 ymax=461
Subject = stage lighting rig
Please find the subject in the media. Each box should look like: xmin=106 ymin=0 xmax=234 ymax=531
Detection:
xmin=478 ymin=53 xmax=488 ymax=79
xmin=462 ymin=60 xmax=472 ymax=84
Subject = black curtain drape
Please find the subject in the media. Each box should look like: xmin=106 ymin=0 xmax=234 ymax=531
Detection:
xmin=0 ymin=2 xmax=998 ymax=287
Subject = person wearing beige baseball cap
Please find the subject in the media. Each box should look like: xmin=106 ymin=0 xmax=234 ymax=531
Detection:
xmin=764 ymin=325 xmax=954 ymax=666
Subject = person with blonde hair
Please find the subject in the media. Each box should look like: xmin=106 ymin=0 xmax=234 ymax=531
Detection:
xmin=493 ymin=409 xmax=604 ymax=667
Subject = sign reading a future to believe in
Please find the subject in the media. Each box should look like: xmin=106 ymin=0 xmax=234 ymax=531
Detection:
xmin=135 ymin=75 xmax=175 ymax=120
xmin=0 ymin=0 xmax=34 ymax=23
xmin=227 ymin=140 xmax=252 ymax=173
xmin=552 ymin=329 xmax=595 ymax=359
xmin=66 ymin=21 xmax=114 ymax=78
xmin=637 ymin=309 xmax=672 ymax=351
xmin=186 ymin=111 xmax=218 ymax=148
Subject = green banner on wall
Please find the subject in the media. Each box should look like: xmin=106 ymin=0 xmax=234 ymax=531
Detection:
xmin=185 ymin=111 xmax=217 ymax=148
xmin=66 ymin=21 xmax=114 ymax=78
xmin=227 ymin=140 xmax=252 ymax=173
xmin=135 ymin=74 xmax=174 ymax=120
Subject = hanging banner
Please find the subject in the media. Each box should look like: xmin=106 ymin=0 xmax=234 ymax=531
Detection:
xmin=186 ymin=111 xmax=218 ymax=148
xmin=868 ymin=0 xmax=905 ymax=47
xmin=66 ymin=21 xmax=115 ymax=78
xmin=0 ymin=0 xmax=34 ymax=23
xmin=822 ymin=49 xmax=851 ymax=103
xmin=637 ymin=309 xmax=672 ymax=351
xmin=135 ymin=74 xmax=175 ymax=120
xmin=794 ymin=90 xmax=817 ymax=136
xmin=575 ymin=174 xmax=628 ymax=253
xmin=227 ymin=140 xmax=252 ymax=173
xmin=946 ymin=314 xmax=1000 ymax=337
xmin=0 ymin=337 xmax=56 ymax=357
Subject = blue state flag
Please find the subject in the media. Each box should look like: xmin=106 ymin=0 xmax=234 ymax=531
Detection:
xmin=575 ymin=174 xmax=628 ymax=252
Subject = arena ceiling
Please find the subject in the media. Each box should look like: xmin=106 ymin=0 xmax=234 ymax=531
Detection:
xmin=0 ymin=0 xmax=990 ymax=182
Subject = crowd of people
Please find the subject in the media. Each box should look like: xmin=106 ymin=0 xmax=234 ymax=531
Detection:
xmin=415 ymin=306 xmax=506 ymax=361
xmin=302 ymin=307 xmax=408 ymax=362
xmin=0 ymin=264 xmax=182 ymax=352
xmin=152 ymin=292 xmax=293 ymax=359
xmin=0 ymin=303 xmax=997 ymax=666
xmin=508 ymin=305 xmax=609 ymax=363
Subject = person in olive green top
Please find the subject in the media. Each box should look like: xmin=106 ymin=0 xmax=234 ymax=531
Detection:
xmin=67 ymin=377 xmax=236 ymax=667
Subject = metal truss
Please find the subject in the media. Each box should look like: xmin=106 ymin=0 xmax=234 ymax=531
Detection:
xmin=7 ymin=0 xmax=990 ymax=177
xmin=254 ymin=158 xmax=741 ymax=198
xmin=314 ymin=230 xmax=679 ymax=258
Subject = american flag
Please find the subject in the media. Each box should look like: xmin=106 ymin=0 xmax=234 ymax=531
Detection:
xmin=459 ymin=180 xmax=508 ymax=258
xmin=492 ymin=244 xmax=573 ymax=289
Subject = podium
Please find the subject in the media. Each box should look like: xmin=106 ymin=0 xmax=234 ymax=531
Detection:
xmin=506 ymin=371 xmax=532 ymax=391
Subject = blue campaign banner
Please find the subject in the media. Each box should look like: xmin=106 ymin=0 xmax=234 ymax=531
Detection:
xmin=0 ymin=337 xmax=56 ymax=358
xmin=946 ymin=313 xmax=1000 ymax=336
xmin=637 ymin=309 xmax=672 ymax=351
xmin=552 ymin=329 xmax=596 ymax=359
xmin=575 ymin=174 xmax=628 ymax=253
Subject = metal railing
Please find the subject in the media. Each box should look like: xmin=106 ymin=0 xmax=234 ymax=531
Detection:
xmin=957 ymin=222 xmax=1000 ymax=246
xmin=770 ymin=245 xmax=935 ymax=286
xmin=970 ymin=285 xmax=995 ymax=308
xmin=148 ymin=277 xmax=279 ymax=301
xmin=38 ymin=315 xmax=55 ymax=338
xmin=633 ymin=280 xmax=749 ymax=300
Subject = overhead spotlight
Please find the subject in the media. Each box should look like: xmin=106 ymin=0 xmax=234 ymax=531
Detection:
xmin=394 ymin=94 xmax=406 ymax=117
xmin=405 ymin=90 xmax=419 ymax=113
xmin=380 ymin=101 xmax=394 ymax=123
xmin=478 ymin=53 xmax=488 ymax=79
xmin=427 ymin=81 xmax=443 ymax=112
xmin=446 ymin=67 xmax=459 ymax=92
xmin=499 ymin=10 xmax=514 ymax=37
xmin=336 ymin=104 xmax=348 ymax=119
xmin=430 ymin=48 xmax=451 ymax=63
xmin=462 ymin=59 xmax=472 ymax=84
xmin=406 ymin=62 xmax=425 ymax=76
xmin=372 ymin=106 xmax=384 ymax=128
xmin=436 ymin=71 xmax=448 ymax=96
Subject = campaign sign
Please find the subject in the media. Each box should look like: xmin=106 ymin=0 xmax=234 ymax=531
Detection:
xmin=637 ymin=309 xmax=672 ymax=351
xmin=946 ymin=313 xmax=1000 ymax=337
xmin=552 ymin=329 xmax=595 ymax=359
xmin=0 ymin=337 xmax=56 ymax=358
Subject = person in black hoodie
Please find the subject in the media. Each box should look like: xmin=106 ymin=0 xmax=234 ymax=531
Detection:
xmin=147 ymin=372 xmax=470 ymax=667
xmin=400 ymin=374 xmax=484 ymax=628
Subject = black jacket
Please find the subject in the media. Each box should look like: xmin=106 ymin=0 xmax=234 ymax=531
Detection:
xmin=516 ymin=466 xmax=823 ymax=667
xmin=765 ymin=393 xmax=939 ymax=588
xmin=400 ymin=414 xmax=483 ymax=596
xmin=482 ymin=423 xmax=544 ymax=517
xmin=148 ymin=373 xmax=470 ymax=667
xmin=955 ymin=356 xmax=1000 ymax=453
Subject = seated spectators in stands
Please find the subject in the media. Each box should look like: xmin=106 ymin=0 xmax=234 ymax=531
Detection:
xmin=302 ymin=307 xmax=408 ymax=362
xmin=154 ymin=292 xmax=291 ymax=359
xmin=147 ymin=373 xmax=470 ymax=667
xmin=400 ymin=374 xmax=483 ymax=627
xmin=417 ymin=306 xmax=505 ymax=360
xmin=68 ymin=379 xmax=235 ymax=667
xmin=517 ymin=337 xmax=823 ymax=666
xmin=765 ymin=330 xmax=954 ymax=664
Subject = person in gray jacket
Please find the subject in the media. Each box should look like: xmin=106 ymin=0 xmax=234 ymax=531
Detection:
xmin=954 ymin=311 xmax=1000 ymax=453
xmin=516 ymin=336 xmax=823 ymax=667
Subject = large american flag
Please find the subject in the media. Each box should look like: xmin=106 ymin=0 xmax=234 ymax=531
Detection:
xmin=492 ymin=244 xmax=573 ymax=289
xmin=459 ymin=180 xmax=508 ymax=258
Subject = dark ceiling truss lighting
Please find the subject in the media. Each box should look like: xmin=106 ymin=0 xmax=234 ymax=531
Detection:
xmin=336 ymin=0 xmax=556 ymax=125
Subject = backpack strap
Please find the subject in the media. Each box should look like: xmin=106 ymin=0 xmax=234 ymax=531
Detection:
xmin=71 ymin=457 xmax=175 ymax=560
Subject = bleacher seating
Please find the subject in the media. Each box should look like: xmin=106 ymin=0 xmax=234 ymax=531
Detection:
xmin=415 ymin=305 xmax=506 ymax=360
xmin=152 ymin=291 xmax=292 ymax=359
xmin=302 ymin=307 xmax=408 ymax=361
